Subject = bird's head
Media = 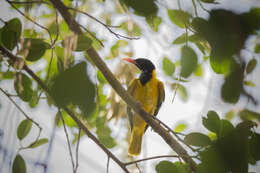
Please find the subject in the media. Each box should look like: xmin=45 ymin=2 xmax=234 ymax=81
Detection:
xmin=123 ymin=58 xmax=155 ymax=74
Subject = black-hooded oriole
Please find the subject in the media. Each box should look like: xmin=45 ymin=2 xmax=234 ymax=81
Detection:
xmin=123 ymin=58 xmax=165 ymax=156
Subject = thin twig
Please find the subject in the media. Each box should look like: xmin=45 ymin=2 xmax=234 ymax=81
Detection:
xmin=74 ymin=128 xmax=81 ymax=173
xmin=171 ymin=80 xmax=179 ymax=103
xmin=135 ymin=163 xmax=142 ymax=173
xmin=196 ymin=0 xmax=210 ymax=13
xmin=51 ymin=9 xmax=60 ymax=48
xmin=60 ymin=111 xmax=76 ymax=172
xmin=8 ymin=0 xmax=49 ymax=5
xmin=78 ymin=23 xmax=104 ymax=47
xmin=67 ymin=7 xmax=140 ymax=40
xmin=37 ymin=9 xmax=59 ymax=101
xmin=0 ymin=18 xmax=6 ymax=24
xmin=0 ymin=87 xmax=42 ymax=130
xmin=106 ymin=156 xmax=110 ymax=173
xmin=192 ymin=0 xmax=198 ymax=17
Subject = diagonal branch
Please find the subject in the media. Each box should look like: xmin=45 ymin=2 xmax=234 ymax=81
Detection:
xmin=0 ymin=45 xmax=130 ymax=173
xmin=48 ymin=0 xmax=197 ymax=171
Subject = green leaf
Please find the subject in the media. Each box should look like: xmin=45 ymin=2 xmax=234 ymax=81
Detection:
xmin=208 ymin=132 xmax=217 ymax=141
xmin=194 ymin=64 xmax=203 ymax=77
xmin=23 ymin=29 xmax=38 ymax=38
xmin=239 ymin=109 xmax=260 ymax=123
xmin=121 ymin=0 xmax=158 ymax=17
xmin=1 ymin=18 xmax=22 ymax=50
xmin=17 ymin=119 xmax=32 ymax=140
xmin=210 ymin=55 xmax=232 ymax=74
xmin=249 ymin=133 xmax=260 ymax=161
xmin=24 ymin=38 xmax=50 ymax=61
xmin=191 ymin=17 xmax=209 ymax=35
xmin=254 ymin=43 xmax=260 ymax=53
xmin=12 ymin=154 xmax=26 ymax=173
xmin=198 ymin=146 xmax=226 ymax=173
xmin=218 ymin=120 xmax=234 ymax=137
xmin=172 ymin=33 xmax=187 ymax=44
xmin=171 ymin=83 xmax=188 ymax=101
xmin=225 ymin=110 xmax=235 ymax=120
xmin=61 ymin=34 xmax=92 ymax=52
xmin=184 ymin=132 xmax=211 ymax=147
xmin=75 ymin=34 xmax=92 ymax=51
xmin=109 ymin=40 xmax=128 ymax=58
xmin=2 ymin=71 xmax=14 ymax=79
xmin=146 ymin=16 xmax=162 ymax=32
xmin=168 ymin=9 xmax=191 ymax=28
xmin=195 ymin=42 xmax=206 ymax=54
xmin=29 ymin=91 xmax=39 ymax=108
xmin=63 ymin=111 xmax=77 ymax=127
xmin=14 ymin=73 xmax=33 ymax=102
xmin=28 ymin=138 xmax=48 ymax=148
xmin=120 ymin=21 xmax=141 ymax=37
xmin=177 ymin=84 xmax=188 ymax=101
xmin=155 ymin=160 xmax=178 ymax=173
xmin=174 ymin=123 xmax=187 ymax=133
xmin=244 ymin=80 xmax=255 ymax=87
xmin=180 ymin=46 xmax=198 ymax=78
xmin=55 ymin=111 xmax=62 ymax=127
xmin=202 ymin=111 xmax=221 ymax=134
xmin=50 ymin=62 xmax=96 ymax=117
xmin=96 ymin=116 xmax=116 ymax=148
xmin=221 ymin=65 xmax=244 ymax=103
xmin=246 ymin=58 xmax=257 ymax=74
xmin=174 ymin=162 xmax=189 ymax=173
xmin=162 ymin=57 xmax=175 ymax=76
xmin=97 ymin=70 xmax=107 ymax=84
xmin=188 ymin=34 xmax=203 ymax=42
xmin=57 ymin=57 xmax=64 ymax=73
xmin=200 ymin=0 xmax=217 ymax=3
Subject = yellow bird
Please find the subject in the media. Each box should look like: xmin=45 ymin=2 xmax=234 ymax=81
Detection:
xmin=123 ymin=58 xmax=165 ymax=156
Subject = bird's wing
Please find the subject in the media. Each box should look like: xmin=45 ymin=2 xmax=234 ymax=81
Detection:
xmin=127 ymin=79 xmax=139 ymax=131
xmin=144 ymin=80 xmax=165 ymax=132
xmin=153 ymin=80 xmax=165 ymax=117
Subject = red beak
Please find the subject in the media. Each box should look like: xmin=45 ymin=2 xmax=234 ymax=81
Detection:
xmin=123 ymin=58 xmax=136 ymax=64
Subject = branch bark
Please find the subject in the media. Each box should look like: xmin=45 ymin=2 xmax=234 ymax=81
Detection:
xmin=49 ymin=0 xmax=197 ymax=171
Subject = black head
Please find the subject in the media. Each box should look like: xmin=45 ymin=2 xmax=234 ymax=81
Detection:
xmin=124 ymin=58 xmax=155 ymax=74
xmin=135 ymin=58 xmax=155 ymax=73
xmin=123 ymin=58 xmax=155 ymax=85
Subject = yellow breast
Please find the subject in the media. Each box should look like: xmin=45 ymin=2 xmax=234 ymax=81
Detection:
xmin=133 ymin=71 xmax=158 ymax=115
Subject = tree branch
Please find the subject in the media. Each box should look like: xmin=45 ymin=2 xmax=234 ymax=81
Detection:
xmin=0 ymin=45 xmax=130 ymax=173
xmin=48 ymin=0 xmax=197 ymax=171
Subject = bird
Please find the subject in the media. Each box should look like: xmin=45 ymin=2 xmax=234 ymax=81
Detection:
xmin=123 ymin=58 xmax=165 ymax=156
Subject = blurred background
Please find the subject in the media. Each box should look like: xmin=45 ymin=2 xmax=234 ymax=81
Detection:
xmin=0 ymin=0 xmax=260 ymax=173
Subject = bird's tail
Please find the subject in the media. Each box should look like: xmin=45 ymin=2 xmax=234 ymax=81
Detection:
xmin=128 ymin=129 xmax=143 ymax=156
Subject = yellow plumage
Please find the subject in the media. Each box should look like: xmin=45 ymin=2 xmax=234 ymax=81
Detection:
xmin=127 ymin=70 xmax=165 ymax=156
